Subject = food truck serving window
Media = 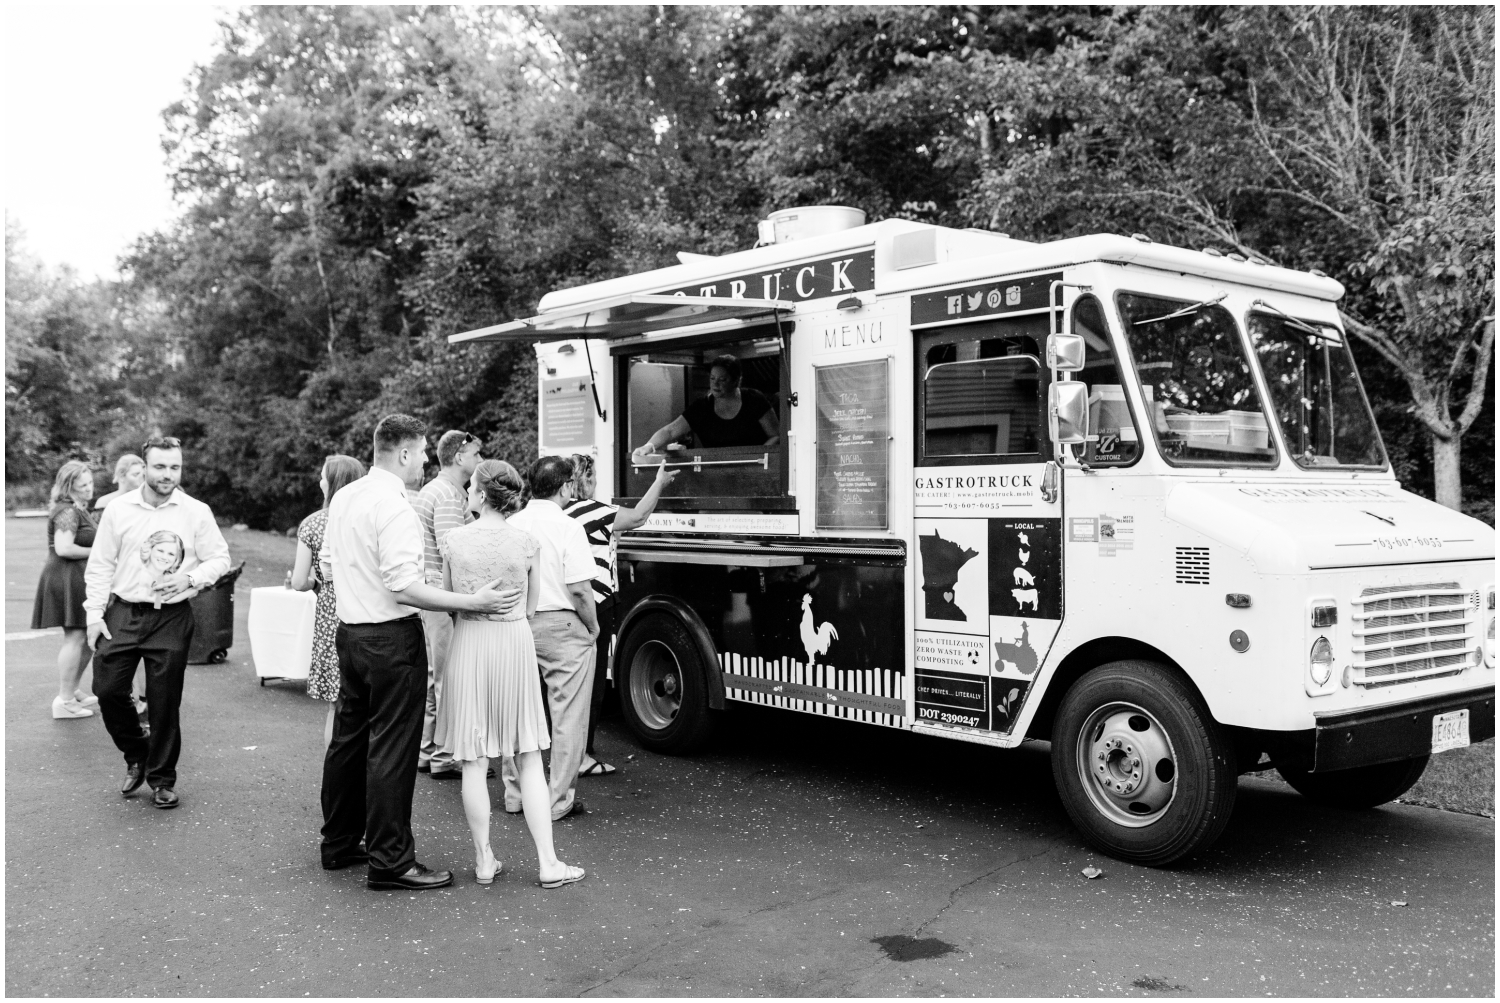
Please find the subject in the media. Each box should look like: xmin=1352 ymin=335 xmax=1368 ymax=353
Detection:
xmin=617 ymin=327 xmax=788 ymax=508
xmin=918 ymin=316 xmax=1046 ymax=466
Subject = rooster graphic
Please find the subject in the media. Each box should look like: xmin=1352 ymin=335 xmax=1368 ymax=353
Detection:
xmin=800 ymin=594 xmax=839 ymax=667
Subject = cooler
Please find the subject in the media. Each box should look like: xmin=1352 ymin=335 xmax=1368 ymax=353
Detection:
xmin=248 ymin=586 xmax=317 ymax=683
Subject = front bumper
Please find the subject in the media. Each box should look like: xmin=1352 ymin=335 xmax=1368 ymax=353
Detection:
xmin=1311 ymin=686 xmax=1495 ymax=772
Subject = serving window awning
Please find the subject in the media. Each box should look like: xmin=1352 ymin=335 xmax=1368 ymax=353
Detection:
xmin=447 ymin=294 xmax=796 ymax=345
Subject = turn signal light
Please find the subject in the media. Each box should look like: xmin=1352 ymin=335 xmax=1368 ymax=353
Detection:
xmin=1311 ymin=605 xmax=1338 ymax=628
xmin=1309 ymin=636 xmax=1335 ymax=686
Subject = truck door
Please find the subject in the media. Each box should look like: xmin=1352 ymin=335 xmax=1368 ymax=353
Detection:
xmin=910 ymin=300 xmax=1064 ymax=738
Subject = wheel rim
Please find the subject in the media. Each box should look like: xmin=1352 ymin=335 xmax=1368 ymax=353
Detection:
xmin=630 ymin=639 xmax=682 ymax=731
xmin=1074 ymin=701 xmax=1178 ymax=828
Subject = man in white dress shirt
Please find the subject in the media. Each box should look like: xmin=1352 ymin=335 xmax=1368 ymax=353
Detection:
xmin=317 ymin=414 xmax=520 ymax=891
xmin=505 ymin=455 xmax=599 ymax=822
xmin=84 ymin=436 xmax=231 ymax=809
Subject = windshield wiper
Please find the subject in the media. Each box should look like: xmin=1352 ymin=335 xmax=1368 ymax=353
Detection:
xmin=1133 ymin=292 xmax=1227 ymax=327
xmin=1251 ymin=299 xmax=1337 ymax=342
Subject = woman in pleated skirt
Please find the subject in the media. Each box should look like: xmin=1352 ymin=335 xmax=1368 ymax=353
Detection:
xmin=434 ymin=460 xmax=585 ymax=889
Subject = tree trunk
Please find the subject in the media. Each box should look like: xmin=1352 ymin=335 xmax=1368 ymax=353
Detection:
xmin=1431 ymin=431 xmax=1463 ymax=511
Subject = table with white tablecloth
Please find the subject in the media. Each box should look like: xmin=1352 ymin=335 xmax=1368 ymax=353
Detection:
xmin=247 ymin=586 xmax=317 ymax=683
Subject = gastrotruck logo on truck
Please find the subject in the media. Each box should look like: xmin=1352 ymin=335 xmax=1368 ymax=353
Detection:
xmin=915 ymin=474 xmax=1034 ymax=489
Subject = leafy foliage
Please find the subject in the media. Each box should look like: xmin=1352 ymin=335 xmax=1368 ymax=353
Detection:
xmin=11 ymin=5 xmax=1492 ymax=526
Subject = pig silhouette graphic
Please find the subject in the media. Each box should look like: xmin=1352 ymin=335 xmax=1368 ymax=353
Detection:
xmin=1011 ymin=588 xmax=1039 ymax=611
xmin=1013 ymin=567 xmax=1035 ymax=587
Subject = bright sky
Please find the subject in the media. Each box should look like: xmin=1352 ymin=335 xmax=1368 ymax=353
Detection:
xmin=4 ymin=3 xmax=229 ymax=280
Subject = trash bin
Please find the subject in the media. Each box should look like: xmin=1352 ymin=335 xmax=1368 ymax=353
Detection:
xmin=188 ymin=561 xmax=245 ymax=664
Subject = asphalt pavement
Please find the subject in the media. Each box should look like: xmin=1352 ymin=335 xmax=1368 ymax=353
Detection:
xmin=5 ymin=516 xmax=1494 ymax=997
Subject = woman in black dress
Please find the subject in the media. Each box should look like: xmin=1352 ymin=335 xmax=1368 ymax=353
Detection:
xmin=32 ymin=460 xmax=100 ymax=719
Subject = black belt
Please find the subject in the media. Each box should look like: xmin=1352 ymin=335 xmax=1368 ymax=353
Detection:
xmin=109 ymin=595 xmax=191 ymax=613
xmin=338 ymin=614 xmax=421 ymax=629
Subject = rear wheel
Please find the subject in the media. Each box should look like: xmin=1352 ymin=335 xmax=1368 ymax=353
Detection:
xmin=1276 ymin=756 xmax=1428 ymax=810
xmin=1051 ymin=660 xmax=1237 ymax=866
xmin=615 ymin=612 xmax=715 ymax=754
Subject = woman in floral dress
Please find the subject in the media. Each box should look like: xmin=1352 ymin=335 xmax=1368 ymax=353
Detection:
xmin=289 ymin=454 xmax=366 ymax=747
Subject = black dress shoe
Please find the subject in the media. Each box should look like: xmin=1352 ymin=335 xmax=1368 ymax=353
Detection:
xmin=152 ymin=787 xmax=179 ymax=809
xmin=322 ymin=844 xmax=369 ymax=870
xmin=121 ymin=762 xmax=145 ymax=796
xmin=367 ymin=862 xmax=453 ymax=891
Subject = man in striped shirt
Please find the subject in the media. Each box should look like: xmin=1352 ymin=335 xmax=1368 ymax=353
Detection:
xmin=564 ymin=454 xmax=676 ymax=777
xmin=411 ymin=430 xmax=482 ymax=777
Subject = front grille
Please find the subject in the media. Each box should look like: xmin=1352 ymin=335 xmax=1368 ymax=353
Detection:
xmin=1175 ymin=547 xmax=1210 ymax=585
xmin=1351 ymin=582 xmax=1474 ymax=688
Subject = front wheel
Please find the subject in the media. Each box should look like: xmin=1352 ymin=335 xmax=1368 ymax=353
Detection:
xmin=615 ymin=612 xmax=716 ymax=754
xmin=1051 ymin=660 xmax=1237 ymax=866
xmin=1276 ymin=756 xmax=1428 ymax=810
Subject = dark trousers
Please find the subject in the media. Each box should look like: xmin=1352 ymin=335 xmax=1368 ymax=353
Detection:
xmin=585 ymin=595 xmax=618 ymax=755
xmin=320 ymin=617 xmax=427 ymax=880
xmin=92 ymin=597 xmax=195 ymax=789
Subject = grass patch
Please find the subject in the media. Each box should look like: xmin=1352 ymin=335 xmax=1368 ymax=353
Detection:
xmin=1400 ymin=737 xmax=1494 ymax=817
xmin=6 ymin=482 xmax=49 ymax=512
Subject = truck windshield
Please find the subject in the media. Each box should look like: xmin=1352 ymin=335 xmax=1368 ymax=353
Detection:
xmin=1117 ymin=293 xmax=1277 ymax=466
xmin=1248 ymin=312 xmax=1387 ymax=469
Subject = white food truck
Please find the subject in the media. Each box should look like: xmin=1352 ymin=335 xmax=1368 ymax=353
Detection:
xmin=451 ymin=207 xmax=1495 ymax=865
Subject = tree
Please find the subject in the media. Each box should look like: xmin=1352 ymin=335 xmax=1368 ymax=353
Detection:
xmin=1245 ymin=7 xmax=1494 ymax=510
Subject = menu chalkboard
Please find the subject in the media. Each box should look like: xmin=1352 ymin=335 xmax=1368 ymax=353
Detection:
xmin=816 ymin=359 xmax=889 ymax=530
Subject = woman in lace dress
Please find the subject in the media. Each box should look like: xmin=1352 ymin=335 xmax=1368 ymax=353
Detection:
xmin=435 ymin=460 xmax=585 ymax=888
xmin=289 ymin=454 xmax=366 ymax=747
xmin=33 ymin=460 xmax=101 ymax=719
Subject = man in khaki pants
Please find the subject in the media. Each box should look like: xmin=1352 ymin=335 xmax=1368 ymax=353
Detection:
xmin=504 ymin=455 xmax=598 ymax=821
xmin=411 ymin=430 xmax=482 ymax=777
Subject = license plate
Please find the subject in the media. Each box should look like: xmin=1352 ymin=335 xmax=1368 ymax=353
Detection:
xmin=1431 ymin=709 xmax=1470 ymax=754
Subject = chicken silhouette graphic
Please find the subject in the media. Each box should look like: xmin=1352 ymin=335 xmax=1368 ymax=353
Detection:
xmin=1018 ymin=547 xmax=1030 ymax=566
xmin=800 ymin=594 xmax=839 ymax=667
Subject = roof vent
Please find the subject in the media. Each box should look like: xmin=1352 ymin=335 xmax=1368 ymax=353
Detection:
xmin=757 ymin=206 xmax=867 ymax=246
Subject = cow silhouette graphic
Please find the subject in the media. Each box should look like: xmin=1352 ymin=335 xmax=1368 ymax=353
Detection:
xmin=1011 ymin=588 xmax=1039 ymax=611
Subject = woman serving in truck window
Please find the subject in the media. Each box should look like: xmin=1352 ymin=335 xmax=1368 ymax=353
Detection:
xmin=632 ymin=356 xmax=780 ymax=459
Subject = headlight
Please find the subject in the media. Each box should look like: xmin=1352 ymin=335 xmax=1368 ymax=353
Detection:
xmin=1309 ymin=636 xmax=1335 ymax=686
xmin=1485 ymin=615 xmax=1495 ymax=669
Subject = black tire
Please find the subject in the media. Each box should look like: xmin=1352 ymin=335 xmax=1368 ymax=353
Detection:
xmin=615 ymin=612 xmax=716 ymax=754
xmin=208 ymin=649 xmax=228 ymax=664
xmin=1276 ymin=756 xmax=1429 ymax=810
xmin=1051 ymin=660 xmax=1237 ymax=867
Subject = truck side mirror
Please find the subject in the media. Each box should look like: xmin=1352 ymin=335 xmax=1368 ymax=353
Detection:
xmin=1046 ymin=333 xmax=1086 ymax=372
xmin=1049 ymin=381 xmax=1089 ymax=444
